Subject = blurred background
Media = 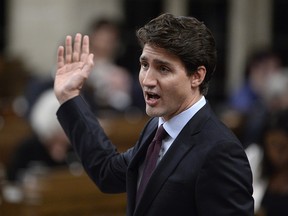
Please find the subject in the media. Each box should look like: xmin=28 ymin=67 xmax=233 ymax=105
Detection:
xmin=1 ymin=0 xmax=288 ymax=215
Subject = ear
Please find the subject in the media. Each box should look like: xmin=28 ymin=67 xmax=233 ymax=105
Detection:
xmin=190 ymin=66 xmax=206 ymax=88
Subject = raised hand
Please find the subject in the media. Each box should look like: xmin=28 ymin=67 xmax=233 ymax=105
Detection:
xmin=54 ymin=33 xmax=94 ymax=104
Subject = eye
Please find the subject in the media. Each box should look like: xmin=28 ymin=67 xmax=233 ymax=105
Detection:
xmin=159 ymin=65 xmax=170 ymax=73
xmin=140 ymin=61 xmax=149 ymax=70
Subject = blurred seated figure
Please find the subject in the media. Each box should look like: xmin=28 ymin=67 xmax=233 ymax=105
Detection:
xmin=246 ymin=109 xmax=288 ymax=215
xmin=262 ymin=68 xmax=288 ymax=112
xmin=6 ymin=89 xmax=76 ymax=183
xmin=83 ymin=18 xmax=135 ymax=116
xmin=223 ymin=48 xmax=282 ymax=147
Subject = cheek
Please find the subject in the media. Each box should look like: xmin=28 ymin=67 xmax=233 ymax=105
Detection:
xmin=138 ymin=70 xmax=144 ymax=86
xmin=163 ymin=83 xmax=190 ymax=105
xmin=170 ymin=80 xmax=191 ymax=96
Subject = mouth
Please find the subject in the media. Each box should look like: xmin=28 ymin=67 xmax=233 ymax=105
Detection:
xmin=145 ymin=91 xmax=161 ymax=106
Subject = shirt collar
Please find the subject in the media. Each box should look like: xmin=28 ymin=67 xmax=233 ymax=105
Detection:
xmin=159 ymin=96 xmax=206 ymax=139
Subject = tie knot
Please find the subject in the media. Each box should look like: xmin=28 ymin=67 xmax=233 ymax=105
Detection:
xmin=154 ymin=124 xmax=167 ymax=142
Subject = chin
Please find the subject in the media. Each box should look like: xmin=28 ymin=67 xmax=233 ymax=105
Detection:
xmin=145 ymin=107 xmax=164 ymax=118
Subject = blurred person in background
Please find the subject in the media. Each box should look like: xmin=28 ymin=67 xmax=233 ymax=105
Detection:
xmin=245 ymin=69 xmax=288 ymax=213
xmin=222 ymin=49 xmax=282 ymax=148
xmin=83 ymin=18 xmax=136 ymax=116
xmin=261 ymin=68 xmax=288 ymax=112
xmin=246 ymin=109 xmax=288 ymax=216
xmin=6 ymin=89 xmax=75 ymax=184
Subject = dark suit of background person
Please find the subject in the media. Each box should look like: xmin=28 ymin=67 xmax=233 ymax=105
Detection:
xmin=54 ymin=13 xmax=254 ymax=216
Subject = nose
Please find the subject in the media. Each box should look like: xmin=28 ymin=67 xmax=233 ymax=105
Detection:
xmin=140 ymin=69 xmax=157 ymax=87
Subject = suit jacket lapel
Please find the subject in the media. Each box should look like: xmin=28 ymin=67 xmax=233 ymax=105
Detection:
xmin=126 ymin=118 xmax=158 ymax=216
xmin=133 ymin=103 xmax=211 ymax=216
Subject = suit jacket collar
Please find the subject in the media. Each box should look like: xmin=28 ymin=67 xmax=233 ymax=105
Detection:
xmin=127 ymin=103 xmax=212 ymax=216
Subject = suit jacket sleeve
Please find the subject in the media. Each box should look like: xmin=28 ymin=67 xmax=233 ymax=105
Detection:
xmin=56 ymin=96 xmax=137 ymax=193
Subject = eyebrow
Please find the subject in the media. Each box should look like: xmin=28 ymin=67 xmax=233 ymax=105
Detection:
xmin=139 ymin=56 xmax=173 ymax=67
xmin=139 ymin=55 xmax=146 ymax=62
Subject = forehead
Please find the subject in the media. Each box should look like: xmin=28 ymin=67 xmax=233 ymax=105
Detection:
xmin=140 ymin=44 xmax=183 ymax=65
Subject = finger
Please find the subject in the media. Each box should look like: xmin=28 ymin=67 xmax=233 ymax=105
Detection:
xmin=80 ymin=35 xmax=90 ymax=62
xmin=57 ymin=46 xmax=65 ymax=69
xmin=82 ymin=53 xmax=94 ymax=78
xmin=73 ymin=33 xmax=82 ymax=62
xmin=65 ymin=35 xmax=72 ymax=63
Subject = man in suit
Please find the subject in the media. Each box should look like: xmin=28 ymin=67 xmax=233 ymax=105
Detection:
xmin=54 ymin=13 xmax=254 ymax=215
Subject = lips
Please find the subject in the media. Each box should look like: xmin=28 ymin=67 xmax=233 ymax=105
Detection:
xmin=145 ymin=91 xmax=161 ymax=106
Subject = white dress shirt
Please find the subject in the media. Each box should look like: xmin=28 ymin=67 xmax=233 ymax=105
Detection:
xmin=158 ymin=96 xmax=206 ymax=162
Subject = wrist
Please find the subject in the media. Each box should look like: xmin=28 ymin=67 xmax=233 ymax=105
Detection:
xmin=55 ymin=91 xmax=79 ymax=105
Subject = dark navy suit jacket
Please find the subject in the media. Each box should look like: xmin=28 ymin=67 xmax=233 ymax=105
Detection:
xmin=57 ymin=96 xmax=254 ymax=216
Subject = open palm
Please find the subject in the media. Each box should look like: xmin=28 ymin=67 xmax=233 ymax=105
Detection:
xmin=54 ymin=33 xmax=94 ymax=104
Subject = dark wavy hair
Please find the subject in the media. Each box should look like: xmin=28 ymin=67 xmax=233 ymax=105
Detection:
xmin=136 ymin=13 xmax=217 ymax=95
